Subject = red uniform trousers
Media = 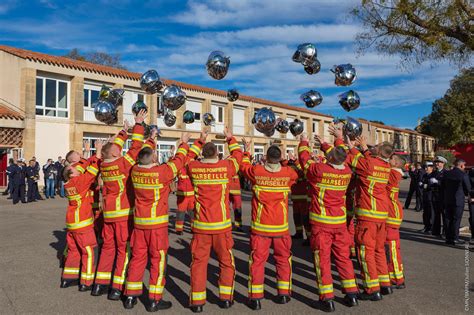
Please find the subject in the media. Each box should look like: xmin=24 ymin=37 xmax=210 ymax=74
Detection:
xmin=346 ymin=215 xmax=356 ymax=257
xmin=230 ymin=194 xmax=242 ymax=227
xmin=62 ymin=229 xmax=97 ymax=286
xmin=385 ymin=227 xmax=404 ymax=285
xmin=310 ymin=226 xmax=359 ymax=300
xmin=292 ymin=200 xmax=310 ymax=237
xmin=248 ymin=234 xmax=292 ymax=299
xmin=124 ymin=228 xmax=169 ymax=301
xmin=355 ymin=220 xmax=391 ymax=293
xmin=190 ymin=232 xmax=235 ymax=306
xmin=176 ymin=195 xmax=194 ymax=232
xmin=95 ymin=220 xmax=132 ymax=291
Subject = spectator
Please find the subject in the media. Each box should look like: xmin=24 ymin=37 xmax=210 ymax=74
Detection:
xmin=404 ymin=164 xmax=416 ymax=209
xmin=54 ymin=156 xmax=62 ymax=195
xmin=468 ymin=168 xmax=474 ymax=243
xmin=4 ymin=158 xmax=15 ymax=199
xmin=414 ymin=162 xmax=425 ymax=212
xmin=31 ymin=157 xmax=43 ymax=200
xmin=26 ymin=159 xmax=40 ymax=202
xmin=442 ymin=159 xmax=471 ymax=245
xmin=58 ymin=159 xmax=66 ymax=198
xmin=43 ymin=159 xmax=57 ymax=199
xmin=12 ymin=159 xmax=27 ymax=204
xmin=421 ymin=162 xmax=435 ymax=233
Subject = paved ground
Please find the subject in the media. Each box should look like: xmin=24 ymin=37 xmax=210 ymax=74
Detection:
xmin=0 ymin=179 xmax=473 ymax=314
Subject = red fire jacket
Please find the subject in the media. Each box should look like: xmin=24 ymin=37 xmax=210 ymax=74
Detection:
xmin=177 ymin=167 xmax=194 ymax=197
xmin=288 ymin=160 xmax=308 ymax=202
xmin=186 ymin=137 xmax=243 ymax=234
xmin=100 ymin=123 xmax=145 ymax=222
xmin=347 ymin=148 xmax=391 ymax=223
xmin=240 ymin=153 xmax=298 ymax=237
xmin=229 ymin=174 xmax=241 ymax=195
xmin=386 ymin=168 xmax=404 ymax=229
xmin=64 ymin=156 xmax=100 ymax=232
xmin=299 ymin=140 xmax=352 ymax=228
xmin=131 ymin=141 xmax=188 ymax=229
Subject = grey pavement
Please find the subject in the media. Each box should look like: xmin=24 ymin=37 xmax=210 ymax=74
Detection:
xmin=0 ymin=179 xmax=473 ymax=314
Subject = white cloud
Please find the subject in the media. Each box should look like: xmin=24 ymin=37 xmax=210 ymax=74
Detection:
xmin=0 ymin=0 xmax=17 ymax=14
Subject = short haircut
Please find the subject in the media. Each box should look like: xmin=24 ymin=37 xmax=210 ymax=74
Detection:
xmin=454 ymin=158 xmax=466 ymax=167
xmin=138 ymin=147 xmax=154 ymax=165
xmin=266 ymin=145 xmax=281 ymax=163
xmin=415 ymin=162 xmax=422 ymax=167
xmin=202 ymin=142 xmax=217 ymax=159
xmin=327 ymin=147 xmax=347 ymax=165
xmin=391 ymin=154 xmax=406 ymax=168
xmin=101 ymin=143 xmax=115 ymax=156
xmin=9 ymin=158 xmax=14 ymax=164
xmin=379 ymin=142 xmax=394 ymax=159
xmin=65 ymin=150 xmax=76 ymax=162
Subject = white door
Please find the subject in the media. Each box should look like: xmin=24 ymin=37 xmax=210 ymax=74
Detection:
xmin=233 ymin=106 xmax=245 ymax=135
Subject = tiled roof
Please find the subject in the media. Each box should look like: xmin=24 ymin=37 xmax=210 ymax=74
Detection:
xmin=0 ymin=44 xmax=430 ymax=137
xmin=0 ymin=102 xmax=24 ymax=120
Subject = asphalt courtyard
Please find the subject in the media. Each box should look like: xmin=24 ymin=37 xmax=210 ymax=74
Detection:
xmin=0 ymin=179 xmax=473 ymax=314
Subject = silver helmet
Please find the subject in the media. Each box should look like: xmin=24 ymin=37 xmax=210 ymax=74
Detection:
xmin=300 ymin=90 xmax=323 ymax=108
xmin=162 ymin=84 xmax=187 ymax=111
xmin=99 ymin=85 xmax=124 ymax=107
xmin=93 ymin=100 xmax=118 ymax=125
xmin=163 ymin=110 xmax=176 ymax=127
xmin=131 ymin=100 xmax=148 ymax=115
xmin=183 ymin=110 xmax=195 ymax=124
xmin=331 ymin=64 xmax=357 ymax=86
xmin=343 ymin=116 xmax=363 ymax=140
xmin=289 ymin=119 xmax=304 ymax=136
xmin=292 ymin=43 xmax=317 ymax=66
xmin=206 ymin=51 xmax=230 ymax=80
xmin=275 ymin=118 xmax=290 ymax=134
xmin=140 ymin=70 xmax=164 ymax=94
xmin=303 ymin=59 xmax=321 ymax=75
xmin=252 ymin=107 xmax=277 ymax=135
xmin=202 ymin=113 xmax=216 ymax=126
xmin=338 ymin=90 xmax=360 ymax=112
xmin=227 ymin=89 xmax=239 ymax=102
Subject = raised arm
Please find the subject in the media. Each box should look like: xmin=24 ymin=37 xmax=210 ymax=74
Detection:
xmin=112 ymin=119 xmax=132 ymax=150
xmin=160 ymin=133 xmax=191 ymax=183
xmin=239 ymin=137 xmax=256 ymax=183
xmin=123 ymin=109 xmax=147 ymax=167
xmin=224 ymin=127 xmax=243 ymax=176
xmin=187 ymin=130 xmax=208 ymax=161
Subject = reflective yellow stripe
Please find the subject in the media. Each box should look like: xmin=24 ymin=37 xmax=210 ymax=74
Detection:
xmin=391 ymin=241 xmax=403 ymax=279
xmin=298 ymin=145 xmax=311 ymax=153
xmin=351 ymin=153 xmax=362 ymax=168
xmin=368 ymin=180 xmax=377 ymax=211
xmin=192 ymin=291 xmax=206 ymax=301
xmin=309 ymin=212 xmax=346 ymax=225
xmin=390 ymin=190 xmax=400 ymax=221
xmin=192 ymin=179 xmax=229 ymax=185
xmin=75 ymin=165 xmax=85 ymax=173
xmin=114 ymin=137 xmax=125 ymax=147
xmin=142 ymin=143 xmax=153 ymax=149
xmin=341 ymin=279 xmax=357 ymax=288
xmin=220 ymin=183 xmax=227 ymax=224
xmin=228 ymin=143 xmax=239 ymax=152
xmin=229 ymin=157 xmax=239 ymax=173
xmin=85 ymin=246 xmax=93 ymax=281
xmin=387 ymin=217 xmax=402 ymax=225
xmin=319 ymin=284 xmax=334 ymax=294
xmin=176 ymin=191 xmax=194 ymax=196
xmin=230 ymin=190 xmax=241 ymax=195
xmin=66 ymin=217 xmax=94 ymax=230
xmin=167 ymin=161 xmax=178 ymax=177
xmin=250 ymin=284 xmax=264 ymax=293
xmin=126 ymin=282 xmax=143 ymax=290
xmin=316 ymin=183 xmax=348 ymax=191
xmin=254 ymin=185 xmax=290 ymax=193
xmin=189 ymin=144 xmax=201 ymax=156
xmin=318 ymin=187 xmax=326 ymax=216
xmin=131 ymin=133 xmax=144 ymax=141
xmin=251 ymin=221 xmax=288 ymax=233
xmin=177 ymin=147 xmax=187 ymax=156
xmin=134 ymin=215 xmax=168 ymax=225
xmin=367 ymin=176 xmax=389 ymax=183
xmin=219 ymin=285 xmax=233 ymax=295
xmin=133 ymin=183 xmax=164 ymax=189
xmin=192 ymin=219 xmax=232 ymax=230
xmin=150 ymin=250 xmax=165 ymax=294
xmin=324 ymin=146 xmax=334 ymax=154
xmin=103 ymin=208 xmax=132 ymax=219
xmin=87 ymin=165 xmax=99 ymax=176
xmin=95 ymin=272 xmax=111 ymax=280
xmin=277 ymin=280 xmax=290 ymax=290
xmin=242 ymin=157 xmax=251 ymax=163
xmin=379 ymin=274 xmax=390 ymax=282
xmin=356 ymin=208 xmax=388 ymax=220
xmin=63 ymin=267 xmax=80 ymax=275
xmin=124 ymin=153 xmax=136 ymax=166
xmin=102 ymin=175 xmax=125 ymax=182
xmin=313 ymin=250 xmax=323 ymax=291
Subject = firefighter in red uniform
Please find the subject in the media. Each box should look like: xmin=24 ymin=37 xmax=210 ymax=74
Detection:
xmin=385 ymin=155 xmax=406 ymax=289
xmin=346 ymin=175 xmax=357 ymax=258
xmin=91 ymin=110 xmax=147 ymax=300
xmin=187 ymin=128 xmax=243 ymax=313
xmin=175 ymin=166 xmax=194 ymax=235
xmin=240 ymin=139 xmax=298 ymax=310
xmin=346 ymin=134 xmax=394 ymax=300
xmin=299 ymin=133 xmax=359 ymax=312
xmin=230 ymin=172 xmax=243 ymax=231
xmin=123 ymin=130 xmax=190 ymax=311
xmin=60 ymin=140 xmax=103 ymax=291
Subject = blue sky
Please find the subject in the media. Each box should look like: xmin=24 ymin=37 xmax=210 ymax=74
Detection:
xmin=0 ymin=0 xmax=461 ymax=129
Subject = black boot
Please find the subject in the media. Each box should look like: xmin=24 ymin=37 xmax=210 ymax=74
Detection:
xmin=60 ymin=279 xmax=78 ymax=288
xmin=190 ymin=305 xmax=203 ymax=313
xmin=359 ymin=291 xmax=382 ymax=301
xmin=147 ymin=299 xmax=172 ymax=312
xmin=247 ymin=299 xmax=261 ymax=310
xmin=123 ymin=296 xmax=137 ymax=309
xmin=320 ymin=300 xmax=335 ymax=312
xmin=108 ymin=288 xmax=122 ymax=301
xmin=276 ymin=295 xmax=291 ymax=304
xmin=91 ymin=284 xmax=109 ymax=296
xmin=343 ymin=294 xmax=359 ymax=307
xmin=381 ymin=286 xmax=393 ymax=295
xmin=395 ymin=283 xmax=406 ymax=289
xmin=78 ymin=284 xmax=92 ymax=292
xmin=219 ymin=300 xmax=234 ymax=309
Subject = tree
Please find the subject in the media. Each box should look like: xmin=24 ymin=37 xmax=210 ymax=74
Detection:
xmin=352 ymin=0 xmax=473 ymax=67
xmin=417 ymin=67 xmax=474 ymax=146
xmin=64 ymin=49 xmax=127 ymax=70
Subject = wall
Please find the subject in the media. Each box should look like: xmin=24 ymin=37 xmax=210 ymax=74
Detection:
xmin=0 ymin=51 xmax=24 ymax=111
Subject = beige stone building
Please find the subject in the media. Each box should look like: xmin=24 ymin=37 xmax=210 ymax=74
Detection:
xmin=0 ymin=45 xmax=435 ymax=185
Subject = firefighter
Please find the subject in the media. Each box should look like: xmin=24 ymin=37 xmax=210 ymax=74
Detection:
xmin=431 ymin=156 xmax=447 ymax=237
xmin=385 ymin=154 xmax=406 ymax=289
xmin=230 ymin=172 xmax=244 ymax=231
xmin=346 ymin=134 xmax=393 ymax=300
xmin=346 ymin=175 xmax=358 ymax=258
xmin=299 ymin=133 xmax=359 ymax=312
xmin=240 ymin=138 xmax=298 ymax=311
xmin=187 ymin=128 xmax=243 ymax=313
xmin=91 ymin=110 xmax=147 ymax=300
xmin=122 ymin=130 xmax=190 ymax=311
xmin=421 ymin=161 xmax=435 ymax=233
xmin=26 ymin=159 xmax=40 ymax=202
xmin=175 ymin=166 xmax=194 ymax=235
xmin=60 ymin=140 xmax=102 ymax=291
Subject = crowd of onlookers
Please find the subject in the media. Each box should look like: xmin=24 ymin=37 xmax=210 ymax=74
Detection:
xmin=2 ymin=156 xmax=67 ymax=204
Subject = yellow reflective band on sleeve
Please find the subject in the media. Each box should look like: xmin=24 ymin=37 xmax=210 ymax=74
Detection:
xmin=95 ymin=272 xmax=112 ymax=280
xmin=351 ymin=153 xmax=362 ymax=169
xmin=309 ymin=212 xmax=346 ymax=225
xmin=219 ymin=285 xmax=233 ymax=295
xmin=177 ymin=147 xmax=187 ymax=156
xmin=142 ymin=143 xmax=152 ymax=149
xmin=193 ymin=219 xmax=232 ymax=231
xmin=114 ymin=137 xmax=125 ymax=147
xmin=229 ymin=157 xmax=239 ymax=173
xmin=66 ymin=217 xmax=94 ymax=230
xmin=126 ymin=282 xmax=143 ymax=291
xmin=356 ymin=208 xmax=388 ymax=220
xmin=192 ymin=291 xmax=206 ymax=301
xmin=228 ymin=143 xmax=239 ymax=152
xmin=134 ymin=215 xmax=168 ymax=226
xmin=189 ymin=144 xmax=201 ymax=156
xmin=124 ymin=154 xmax=136 ymax=166
xmin=341 ymin=279 xmax=357 ymax=288
xmin=298 ymin=145 xmax=311 ymax=153
xmin=318 ymin=284 xmax=334 ymax=294
xmin=242 ymin=157 xmax=251 ymax=163
xmin=103 ymin=208 xmax=133 ymax=219
xmin=251 ymin=221 xmax=289 ymax=233
xmin=63 ymin=267 xmax=80 ymax=275
xmin=131 ymin=133 xmax=144 ymax=141
xmin=75 ymin=165 xmax=85 ymax=173
xmin=86 ymin=165 xmax=99 ymax=176
xmin=167 ymin=161 xmax=178 ymax=177
xmin=324 ymin=146 xmax=334 ymax=154
xmin=277 ymin=281 xmax=290 ymax=290
xmin=176 ymin=191 xmax=194 ymax=196
xmin=250 ymin=284 xmax=264 ymax=293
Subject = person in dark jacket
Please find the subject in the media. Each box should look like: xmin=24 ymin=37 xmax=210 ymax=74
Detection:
xmin=421 ymin=162 xmax=435 ymax=233
xmin=5 ymin=158 xmax=15 ymax=199
xmin=431 ymin=156 xmax=448 ymax=237
xmin=54 ymin=156 xmax=62 ymax=195
xmin=414 ymin=162 xmax=426 ymax=212
xmin=404 ymin=164 xmax=417 ymax=209
xmin=467 ymin=168 xmax=474 ymax=242
xmin=442 ymin=159 xmax=471 ymax=245
xmin=31 ymin=157 xmax=43 ymax=200
xmin=26 ymin=159 xmax=40 ymax=202
xmin=12 ymin=159 xmax=27 ymax=204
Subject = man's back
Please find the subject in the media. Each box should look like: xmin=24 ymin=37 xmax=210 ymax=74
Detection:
xmin=443 ymin=168 xmax=471 ymax=207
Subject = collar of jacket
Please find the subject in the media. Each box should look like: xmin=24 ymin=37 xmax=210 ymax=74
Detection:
xmin=391 ymin=167 xmax=404 ymax=176
xmin=329 ymin=163 xmax=345 ymax=170
xmin=138 ymin=163 xmax=158 ymax=169
xmin=201 ymin=158 xmax=219 ymax=164
xmin=377 ymin=156 xmax=390 ymax=163
xmin=103 ymin=157 xmax=120 ymax=163
xmin=264 ymin=162 xmax=281 ymax=173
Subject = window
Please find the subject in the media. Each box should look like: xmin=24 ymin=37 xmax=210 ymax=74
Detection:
xmin=215 ymin=144 xmax=225 ymax=156
xmin=84 ymin=135 xmax=132 ymax=156
xmin=157 ymin=143 xmax=174 ymax=164
xmin=36 ymin=77 xmax=69 ymax=118
xmin=186 ymin=99 xmax=203 ymax=131
xmin=123 ymin=90 xmax=145 ymax=122
xmin=254 ymin=145 xmax=264 ymax=162
xmin=84 ymin=88 xmax=101 ymax=108
xmin=233 ymin=106 xmax=245 ymax=135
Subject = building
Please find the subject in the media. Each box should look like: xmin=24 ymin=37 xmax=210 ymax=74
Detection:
xmin=0 ymin=45 xmax=435 ymax=185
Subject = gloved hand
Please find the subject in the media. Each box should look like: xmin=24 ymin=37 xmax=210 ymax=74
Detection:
xmin=429 ymin=178 xmax=438 ymax=184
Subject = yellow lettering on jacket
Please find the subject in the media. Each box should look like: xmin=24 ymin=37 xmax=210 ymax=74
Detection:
xmin=374 ymin=166 xmax=391 ymax=172
xmin=101 ymin=165 xmax=119 ymax=171
xmin=101 ymin=170 xmax=121 ymax=178
xmin=191 ymin=173 xmax=228 ymax=180
xmin=66 ymin=187 xmax=78 ymax=196
xmin=321 ymin=173 xmax=351 ymax=186
xmin=191 ymin=167 xmax=228 ymax=173
xmin=372 ymin=171 xmax=390 ymax=179
xmin=255 ymin=176 xmax=290 ymax=187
